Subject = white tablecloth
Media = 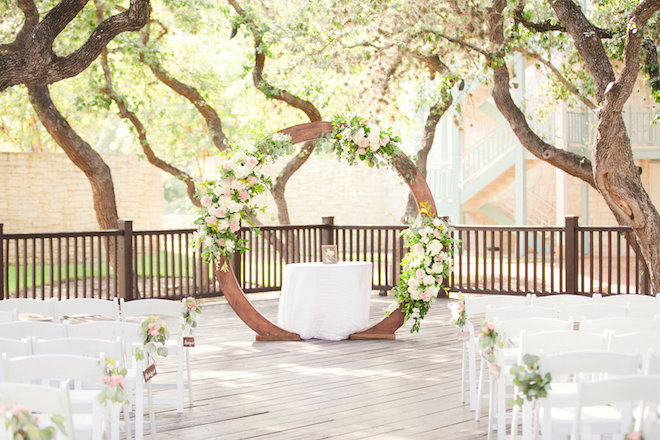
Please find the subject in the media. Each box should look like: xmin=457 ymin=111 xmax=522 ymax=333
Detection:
xmin=277 ymin=262 xmax=372 ymax=340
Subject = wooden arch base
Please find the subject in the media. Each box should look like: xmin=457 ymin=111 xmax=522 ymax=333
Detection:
xmin=213 ymin=121 xmax=438 ymax=341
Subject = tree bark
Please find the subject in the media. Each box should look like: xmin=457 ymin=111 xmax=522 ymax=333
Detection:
xmin=488 ymin=0 xmax=660 ymax=292
xmin=27 ymin=85 xmax=119 ymax=230
xmin=0 ymin=0 xmax=150 ymax=92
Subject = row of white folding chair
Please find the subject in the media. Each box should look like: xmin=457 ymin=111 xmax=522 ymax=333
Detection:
xmin=0 ymin=322 xmax=155 ymax=440
xmin=0 ymin=353 xmax=108 ymax=440
xmin=0 ymin=299 xmax=192 ymax=414
xmin=0 ymin=297 xmax=120 ymax=322
xmin=0 ymin=381 xmax=76 ymax=439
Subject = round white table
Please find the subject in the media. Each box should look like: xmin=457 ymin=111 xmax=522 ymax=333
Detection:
xmin=277 ymin=261 xmax=373 ymax=340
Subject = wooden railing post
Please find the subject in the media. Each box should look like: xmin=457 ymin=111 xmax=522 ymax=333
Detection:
xmin=565 ymin=215 xmax=579 ymax=294
xmin=117 ymin=219 xmax=134 ymax=301
xmin=0 ymin=223 xmax=4 ymax=300
xmin=321 ymin=216 xmax=334 ymax=247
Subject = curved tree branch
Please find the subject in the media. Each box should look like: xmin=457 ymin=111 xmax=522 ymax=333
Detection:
xmin=515 ymin=46 xmax=597 ymax=110
xmin=513 ymin=3 xmax=613 ymax=38
xmin=27 ymin=85 xmax=119 ymax=229
xmin=0 ymin=0 xmax=150 ymax=92
xmin=488 ymin=0 xmax=595 ymax=186
xmin=0 ymin=0 xmax=39 ymax=54
xmin=228 ymin=0 xmax=323 ymax=224
xmin=98 ymin=51 xmax=201 ymax=207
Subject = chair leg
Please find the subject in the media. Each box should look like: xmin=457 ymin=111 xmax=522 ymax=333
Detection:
xmin=186 ymin=348 xmax=193 ymax=408
xmin=497 ymin=374 xmax=506 ymax=440
xmin=461 ymin=343 xmax=466 ymax=404
xmin=469 ymin=340 xmax=478 ymax=411
xmin=475 ymin=357 xmax=486 ymax=421
xmin=147 ymin=381 xmax=156 ymax=440
xmin=176 ymin=347 xmax=184 ymax=413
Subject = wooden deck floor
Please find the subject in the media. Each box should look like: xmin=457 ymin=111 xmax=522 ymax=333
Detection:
xmin=153 ymin=293 xmax=489 ymax=440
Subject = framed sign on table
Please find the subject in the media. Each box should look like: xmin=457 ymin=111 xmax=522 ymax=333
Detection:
xmin=322 ymin=245 xmax=338 ymax=264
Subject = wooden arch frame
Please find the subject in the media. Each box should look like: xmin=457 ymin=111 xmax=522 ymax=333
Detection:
xmin=213 ymin=121 xmax=438 ymax=340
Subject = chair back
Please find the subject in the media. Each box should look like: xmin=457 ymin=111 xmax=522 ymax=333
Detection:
xmin=538 ymin=351 xmax=639 ymax=381
xmin=53 ymin=298 xmax=120 ymax=321
xmin=521 ymin=330 xmax=607 ymax=356
xmin=495 ymin=317 xmax=572 ymax=343
xmin=600 ymin=294 xmax=658 ymax=306
xmin=580 ymin=316 xmax=659 ymax=334
xmin=0 ymin=381 xmax=75 ymax=440
xmin=120 ymin=298 xmax=184 ymax=319
xmin=0 ymin=337 xmax=32 ymax=358
xmin=32 ymin=337 xmax=124 ymax=366
xmin=627 ymin=303 xmax=660 ymax=319
xmin=531 ymin=294 xmax=597 ymax=308
xmin=66 ymin=321 xmax=141 ymax=367
xmin=608 ymin=331 xmax=660 ymax=355
xmin=0 ymin=298 xmax=56 ymax=321
xmin=559 ymin=302 xmax=626 ymax=321
xmin=0 ymin=321 xmax=67 ymax=340
xmin=464 ymin=295 xmax=530 ymax=317
xmin=486 ymin=304 xmax=557 ymax=322
xmin=0 ymin=311 xmax=14 ymax=323
xmin=0 ymin=353 xmax=103 ymax=386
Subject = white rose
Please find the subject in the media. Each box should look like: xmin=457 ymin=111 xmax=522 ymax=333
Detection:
xmin=431 ymin=262 xmax=444 ymax=274
xmin=234 ymin=150 xmax=248 ymax=164
xmin=234 ymin=165 xmax=249 ymax=179
xmin=433 ymin=218 xmax=443 ymax=227
xmin=419 ymin=229 xmax=428 ymax=237
xmin=203 ymin=236 xmax=214 ymax=248
xmin=423 ymin=275 xmax=435 ymax=286
xmin=352 ymin=127 xmax=366 ymax=143
xmin=226 ymin=240 xmax=235 ymax=252
xmin=408 ymin=277 xmax=421 ymax=288
xmin=425 ymin=285 xmax=440 ymax=297
xmin=410 ymin=287 xmax=422 ymax=300
xmin=230 ymin=213 xmax=241 ymax=224
xmin=217 ymin=219 xmax=229 ymax=231
xmin=428 ymin=239 xmax=442 ymax=255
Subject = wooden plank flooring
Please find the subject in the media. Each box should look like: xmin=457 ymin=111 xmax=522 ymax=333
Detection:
xmin=153 ymin=293 xmax=489 ymax=439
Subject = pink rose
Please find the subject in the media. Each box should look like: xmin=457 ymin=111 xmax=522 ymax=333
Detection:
xmin=421 ymin=292 xmax=432 ymax=302
xmin=148 ymin=323 xmax=154 ymax=330
xmin=457 ymin=301 xmax=464 ymax=313
xmin=101 ymin=375 xmax=112 ymax=385
xmin=627 ymin=432 xmax=642 ymax=440
xmin=12 ymin=406 xmax=25 ymax=416
xmin=433 ymin=230 xmax=441 ymax=238
xmin=224 ymin=188 xmax=232 ymax=198
xmin=217 ymin=238 xmax=224 ymax=246
xmin=230 ymin=223 xmax=240 ymax=233
xmin=149 ymin=329 xmax=159 ymax=337
xmin=247 ymin=176 xmax=258 ymax=185
xmin=247 ymin=157 xmax=258 ymax=167
xmin=223 ymin=162 xmax=232 ymax=170
xmin=214 ymin=207 xmax=227 ymax=217
xmin=413 ymin=243 xmax=425 ymax=255
xmin=205 ymin=216 xmax=217 ymax=226
xmin=200 ymin=195 xmax=211 ymax=207
xmin=415 ymin=269 xmax=426 ymax=279
xmin=357 ymin=138 xmax=369 ymax=148
xmin=357 ymin=147 xmax=367 ymax=155
xmin=239 ymin=190 xmax=249 ymax=202
xmin=380 ymin=134 xmax=390 ymax=146
xmin=488 ymin=322 xmax=495 ymax=331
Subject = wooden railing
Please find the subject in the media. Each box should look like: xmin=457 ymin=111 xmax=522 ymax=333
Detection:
xmin=0 ymin=216 xmax=652 ymax=300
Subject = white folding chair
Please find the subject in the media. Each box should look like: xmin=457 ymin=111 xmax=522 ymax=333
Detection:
xmin=0 ymin=321 xmax=67 ymax=339
xmin=54 ymin=298 xmax=120 ymax=322
xmin=580 ymin=316 xmax=660 ymax=334
xmin=66 ymin=321 xmax=155 ymax=440
xmin=558 ymin=302 xmax=626 ymax=321
xmin=572 ymin=375 xmax=660 ymax=439
xmin=464 ymin=294 xmax=531 ymax=411
xmin=119 ymin=298 xmax=191 ymax=413
xmin=521 ymin=330 xmax=608 ymax=357
xmin=0 ymin=298 xmax=57 ymax=321
xmin=535 ymin=351 xmax=639 ymax=439
xmin=0 ymin=381 xmax=76 ymax=440
xmin=0 ymin=354 xmax=106 ymax=440
xmin=0 ymin=337 xmax=32 ymax=358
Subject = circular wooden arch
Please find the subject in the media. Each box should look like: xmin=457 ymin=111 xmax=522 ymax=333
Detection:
xmin=214 ymin=121 xmax=438 ymax=341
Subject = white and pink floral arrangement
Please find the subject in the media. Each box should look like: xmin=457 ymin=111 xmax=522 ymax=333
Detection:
xmin=193 ymin=149 xmax=270 ymax=269
xmin=328 ymin=114 xmax=399 ymax=169
xmin=386 ymin=207 xmax=455 ymax=333
xmin=98 ymin=356 xmax=128 ymax=405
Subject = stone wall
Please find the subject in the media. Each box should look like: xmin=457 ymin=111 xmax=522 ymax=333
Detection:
xmin=0 ymin=152 xmax=163 ymax=233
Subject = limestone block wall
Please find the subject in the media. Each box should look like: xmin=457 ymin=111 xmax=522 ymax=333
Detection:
xmin=1 ymin=152 xmax=163 ymax=233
